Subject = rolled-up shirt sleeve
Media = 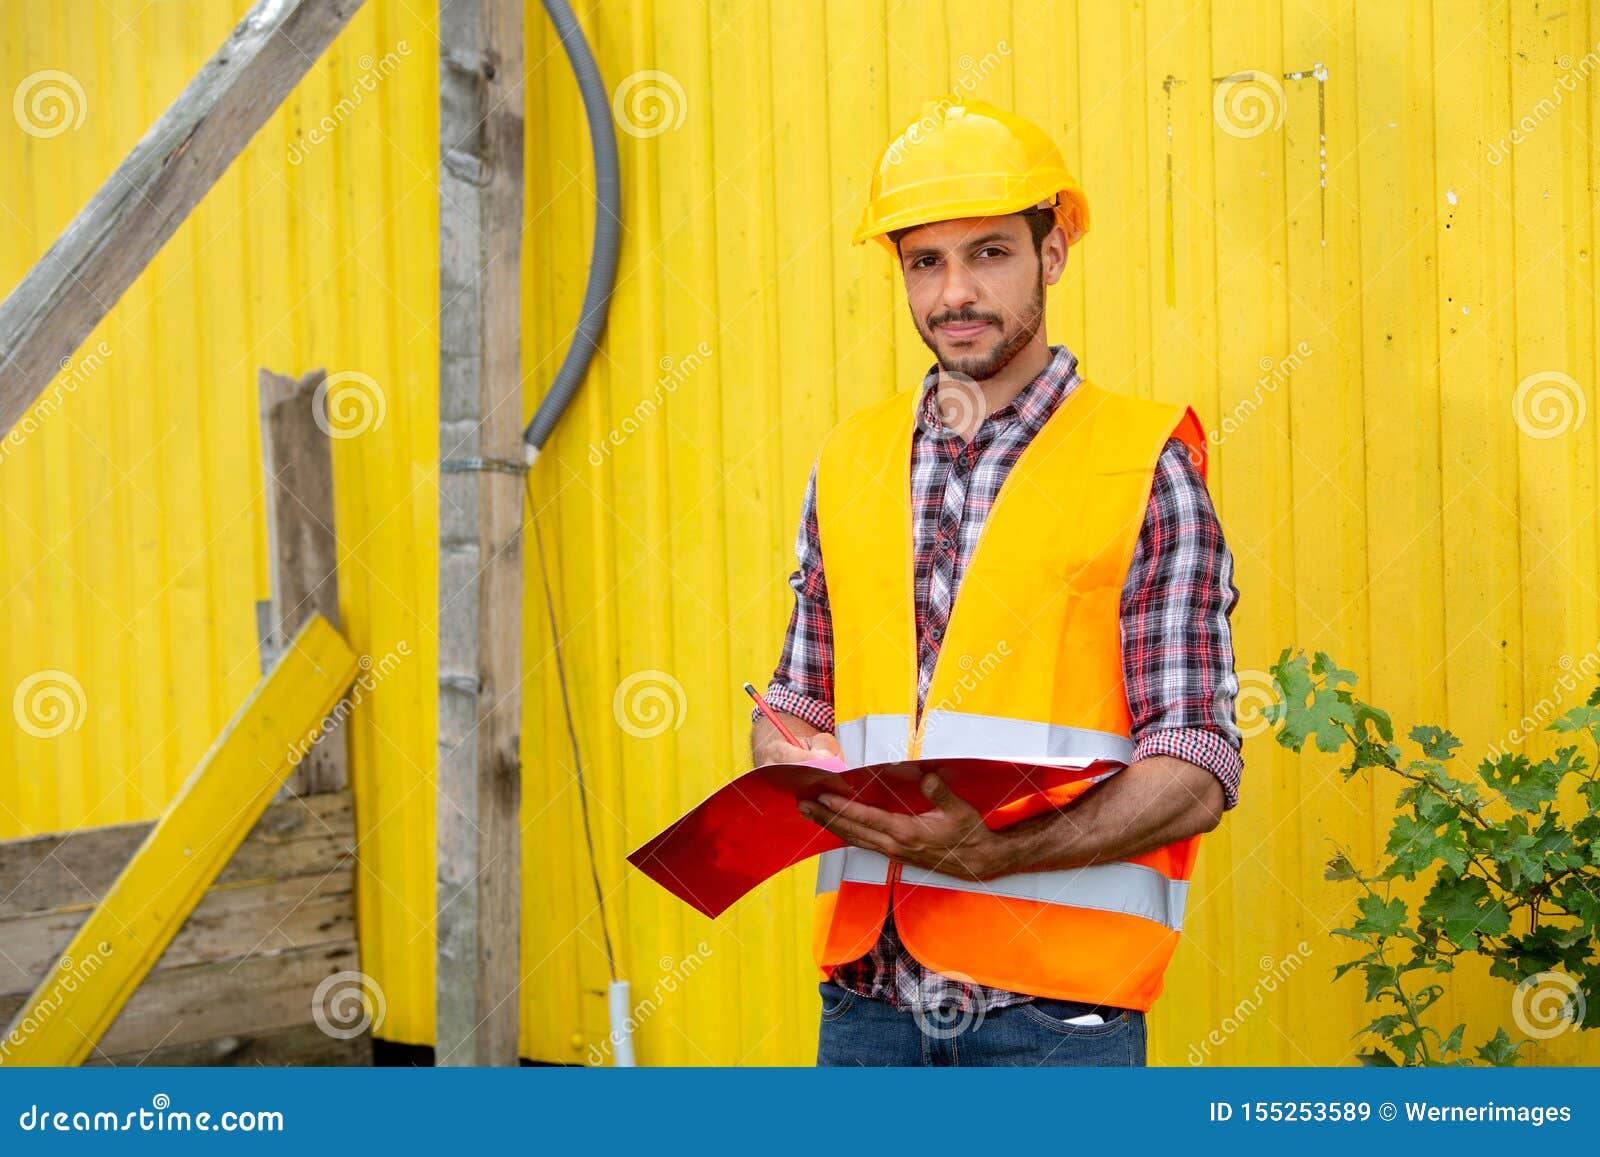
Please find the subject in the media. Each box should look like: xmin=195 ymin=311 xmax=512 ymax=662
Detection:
xmin=1121 ymin=439 xmax=1244 ymax=809
xmin=752 ymin=460 xmax=835 ymax=732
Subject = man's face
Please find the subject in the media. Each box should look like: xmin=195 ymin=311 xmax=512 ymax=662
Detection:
xmin=897 ymin=213 xmax=1066 ymax=381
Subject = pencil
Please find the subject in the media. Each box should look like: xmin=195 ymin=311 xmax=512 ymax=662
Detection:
xmin=742 ymin=681 xmax=805 ymax=748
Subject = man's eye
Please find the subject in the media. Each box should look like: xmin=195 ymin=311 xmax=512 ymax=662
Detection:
xmin=910 ymin=256 xmax=939 ymax=270
xmin=977 ymin=247 xmax=1008 ymax=259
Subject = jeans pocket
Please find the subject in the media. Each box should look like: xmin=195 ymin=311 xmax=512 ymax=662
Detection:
xmin=819 ymin=980 xmax=857 ymax=1022
xmin=1019 ymin=1000 xmax=1132 ymax=1038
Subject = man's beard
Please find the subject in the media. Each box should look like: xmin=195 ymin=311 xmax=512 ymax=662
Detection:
xmin=914 ymin=273 xmax=1045 ymax=382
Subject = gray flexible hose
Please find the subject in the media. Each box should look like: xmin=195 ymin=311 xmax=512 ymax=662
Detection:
xmin=524 ymin=0 xmax=621 ymax=461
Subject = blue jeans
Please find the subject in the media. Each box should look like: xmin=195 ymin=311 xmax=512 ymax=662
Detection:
xmin=815 ymin=980 xmax=1147 ymax=1066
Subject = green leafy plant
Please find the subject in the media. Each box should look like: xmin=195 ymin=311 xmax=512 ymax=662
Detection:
xmin=1264 ymin=650 xmax=1600 ymax=1066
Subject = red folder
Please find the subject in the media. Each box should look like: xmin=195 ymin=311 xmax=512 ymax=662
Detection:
xmin=625 ymin=756 xmax=1120 ymax=917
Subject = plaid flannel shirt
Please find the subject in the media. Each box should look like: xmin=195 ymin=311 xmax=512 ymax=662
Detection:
xmin=755 ymin=344 xmax=1243 ymax=1015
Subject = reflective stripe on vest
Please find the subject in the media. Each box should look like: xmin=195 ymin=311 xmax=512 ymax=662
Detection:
xmin=814 ymin=847 xmax=1186 ymax=931
xmin=813 ymin=846 xmax=887 ymax=894
xmin=835 ymin=711 xmax=1135 ymax=766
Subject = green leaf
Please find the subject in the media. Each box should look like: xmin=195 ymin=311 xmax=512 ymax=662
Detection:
xmin=1476 ymin=751 xmax=1564 ymax=812
xmin=1580 ymin=779 xmax=1600 ymax=814
xmin=1324 ymin=851 xmax=1360 ymax=882
xmin=1355 ymin=1049 xmax=1399 ymax=1067
xmin=1418 ymin=874 xmax=1512 ymax=947
xmin=1355 ymin=702 xmax=1394 ymax=744
xmin=1382 ymin=814 xmax=1468 ymax=881
xmin=1415 ymin=789 xmax=1456 ymax=826
xmin=1268 ymin=650 xmax=1361 ymax=753
xmin=1410 ymin=725 xmax=1462 ymax=761
xmin=1478 ymin=816 xmax=1545 ymax=889
xmin=1361 ymin=960 xmax=1401 ymax=1001
xmin=1352 ymin=893 xmax=1409 ymax=937
xmin=1552 ymin=879 xmax=1600 ymax=940
xmin=1551 ymin=705 xmax=1600 ymax=735
xmin=1356 ymin=1013 xmax=1404 ymax=1038
xmin=1439 ymin=1023 xmax=1466 ymax=1058
xmin=1332 ymin=958 xmax=1369 ymax=982
xmin=1475 ymin=1027 xmax=1523 ymax=1067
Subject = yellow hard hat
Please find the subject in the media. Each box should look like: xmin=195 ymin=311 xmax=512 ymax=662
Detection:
xmin=853 ymin=95 xmax=1090 ymax=253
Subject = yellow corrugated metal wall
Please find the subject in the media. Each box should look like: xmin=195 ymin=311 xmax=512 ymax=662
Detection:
xmin=3 ymin=0 xmax=1597 ymax=1066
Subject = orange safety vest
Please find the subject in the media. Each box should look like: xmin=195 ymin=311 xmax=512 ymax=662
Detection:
xmin=810 ymin=376 xmax=1209 ymax=1011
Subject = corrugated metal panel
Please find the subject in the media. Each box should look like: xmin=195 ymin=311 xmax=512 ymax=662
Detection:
xmin=0 ymin=0 xmax=442 ymax=1048
xmin=3 ymin=0 xmax=1597 ymax=1066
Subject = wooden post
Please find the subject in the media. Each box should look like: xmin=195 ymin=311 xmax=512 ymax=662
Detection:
xmin=435 ymin=0 xmax=525 ymax=1066
xmin=257 ymin=367 xmax=348 ymax=798
xmin=0 ymin=0 xmax=365 ymax=437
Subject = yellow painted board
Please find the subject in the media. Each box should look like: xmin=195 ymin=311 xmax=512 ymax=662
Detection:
xmin=0 ymin=616 xmax=357 ymax=1067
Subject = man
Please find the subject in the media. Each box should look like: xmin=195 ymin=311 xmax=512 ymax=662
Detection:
xmin=749 ymin=96 xmax=1243 ymax=1067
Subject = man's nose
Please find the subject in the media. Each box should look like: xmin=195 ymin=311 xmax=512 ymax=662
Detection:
xmin=938 ymin=261 xmax=979 ymax=314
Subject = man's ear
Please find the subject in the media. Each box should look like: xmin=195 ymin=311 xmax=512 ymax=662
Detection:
xmin=1040 ymin=225 xmax=1069 ymax=287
